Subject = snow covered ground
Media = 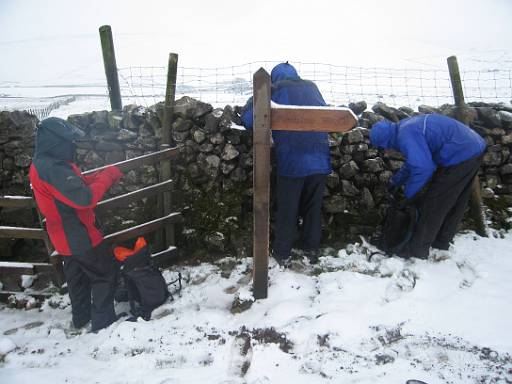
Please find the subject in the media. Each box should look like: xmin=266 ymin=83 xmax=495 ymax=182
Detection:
xmin=1 ymin=231 xmax=511 ymax=384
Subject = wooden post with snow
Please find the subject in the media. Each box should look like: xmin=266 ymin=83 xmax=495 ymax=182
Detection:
xmin=447 ymin=55 xmax=487 ymax=237
xmin=251 ymin=68 xmax=357 ymax=299
xmin=252 ymin=69 xmax=272 ymax=300
xmin=160 ymin=52 xmax=179 ymax=248
xmin=99 ymin=25 xmax=122 ymax=111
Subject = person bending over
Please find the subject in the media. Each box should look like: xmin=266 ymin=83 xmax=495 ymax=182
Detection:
xmin=370 ymin=113 xmax=485 ymax=259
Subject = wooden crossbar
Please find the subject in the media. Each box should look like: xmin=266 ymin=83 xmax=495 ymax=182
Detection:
xmin=0 ymin=261 xmax=36 ymax=276
xmin=96 ymin=179 xmax=174 ymax=214
xmin=0 ymin=196 xmax=34 ymax=208
xmin=0 ymin=261 xmax=54 ymax=276
xmin=83 ymin=147 xmax=179 ymax=175
xmin=103 ymin=212 xmax=182 ymax=244
xmin=151 ymin=245 xmax=178 ymax=267
xmin=0 ymin=226 xmax=46 ymax=240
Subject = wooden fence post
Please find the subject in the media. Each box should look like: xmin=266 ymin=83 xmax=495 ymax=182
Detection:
xmin=99 ymin=25 xmax=122 ymax=111
xmin=161 ymin=53 xmax=179 ymax=246
xmin=252 ymin=68 xmax=271 ymax=299
xmin=447 ymin=55 xmax=487 ymax=237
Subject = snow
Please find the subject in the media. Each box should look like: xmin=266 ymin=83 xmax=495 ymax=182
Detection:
xmin=1 ymin=196 xmax=32 ymax=200
xmin=1 ymin=231 xmax=511 ymax=383
xmin=20 ymin=275 xmax=36 ymax=289
xmin=271 ymin=101 xmax=358 ymax=119
xmin=0 ymin=262 xmax=34 ymax=269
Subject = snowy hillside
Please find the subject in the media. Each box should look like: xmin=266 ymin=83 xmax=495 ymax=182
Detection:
xmin=1 ymin=231 xmax=511 ymax=384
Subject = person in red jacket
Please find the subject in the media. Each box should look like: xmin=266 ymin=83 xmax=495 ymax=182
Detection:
xmin=29 ymin=117 xmax=123 ymax=332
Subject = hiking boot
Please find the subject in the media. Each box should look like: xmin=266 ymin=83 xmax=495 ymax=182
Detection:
xmin=71 ymin=316 xmax=91 ymax=330
xmin=396 ymin=247 xmax=412 ymax=260
xmin=304 ymin=250 xmax=319 ymax=265
xmin=270 ymin=249 xmax=292 ymax=268
xmin=276 ymin=256 xmax=292 ymax=268
xmin=430 ymin=248 xmax=452 ymax=262
xmin=68 ymin=320 xmax=90 ymax=334
xmin=271 ymin=253 xmax=291 ymax=268
xmin=431 ymin=240 xmax=450 ymax=251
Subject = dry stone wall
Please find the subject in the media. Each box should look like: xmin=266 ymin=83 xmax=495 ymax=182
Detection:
xmin=1 ymin=97 xmax=512 ymax=262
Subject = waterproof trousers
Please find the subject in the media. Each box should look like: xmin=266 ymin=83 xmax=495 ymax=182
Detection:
xmin=273 ymin=174 xmax=326 ymax=260
xmin=407 ymin=155 xmax=482 ymax=259
xmin=62 ymin=241 xmax=117 ymax=331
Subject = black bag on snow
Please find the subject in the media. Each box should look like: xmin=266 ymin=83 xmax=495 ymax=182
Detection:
xmin=378 ymin=202 xmax=417 ymax=256
xmin=114 ymin=238 xmax=169 ymax=320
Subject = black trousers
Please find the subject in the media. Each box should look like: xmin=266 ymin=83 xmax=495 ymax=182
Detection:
xmin=273 ymin=174 xmax=326 ymax=259
xmin=62 ymin=241 xmax=117 ymax=331
xmin=407 ymin=155 xmax=482 ymax=259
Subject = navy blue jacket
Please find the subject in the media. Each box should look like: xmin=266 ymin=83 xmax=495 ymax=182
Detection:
xmin=370 ymin=114 xmax=485 ymax=198
xmin=240 ymin=63 xmax=332 ymax=178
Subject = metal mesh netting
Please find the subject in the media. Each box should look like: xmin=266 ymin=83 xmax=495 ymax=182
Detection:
xmin=117 ymin=61 xmax=512 ymax=108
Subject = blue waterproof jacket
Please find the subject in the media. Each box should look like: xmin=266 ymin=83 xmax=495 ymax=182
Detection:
xmin=240 ymin=63 xmax=331 ymax=178
xmin=370 ymin=114 xmax=485 ymax=198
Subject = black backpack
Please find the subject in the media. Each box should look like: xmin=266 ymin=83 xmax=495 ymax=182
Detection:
xmin=378 ymin=202 xmax=418 ymax=256
xmin=114 ymin=238 xmax=177 ymax=320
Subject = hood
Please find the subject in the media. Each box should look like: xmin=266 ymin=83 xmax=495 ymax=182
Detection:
xmin=369 ymin=119 xmax=398 ymax=150
xmin=271 ymin=62 xmax=300 ymax=83
xmin=34 ymin=117 xmax=85 ymax=161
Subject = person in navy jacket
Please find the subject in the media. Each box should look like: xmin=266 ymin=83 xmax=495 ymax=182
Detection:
xmin=370 ymin=113 xmax=486 ymax=259
xmin=240 ymin=62 xmax=331 ymax=266
xmin=30 ymin=117 xmax=123 ymax=331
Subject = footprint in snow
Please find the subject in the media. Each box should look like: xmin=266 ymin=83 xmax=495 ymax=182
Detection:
xmin=456 ymin=260 xmax=478 ymax=288
xmin=384 ymin=269 xmax=417 ymax=303
xmin=228 ymin=332 xmax=253 ymax=378
xmin=3 ymin=321 xmax=44 ymax=336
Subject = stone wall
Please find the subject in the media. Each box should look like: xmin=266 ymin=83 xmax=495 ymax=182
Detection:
xmin=1 ymin=98 xmax=512 ymax=262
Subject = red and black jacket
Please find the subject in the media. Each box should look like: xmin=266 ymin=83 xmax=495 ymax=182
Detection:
xmin=29 ymin=117 xmax=122 ymax=256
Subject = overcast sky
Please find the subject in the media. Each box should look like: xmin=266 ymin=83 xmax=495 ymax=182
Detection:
xmin=1 ymin=0 xmax=511 ymax=85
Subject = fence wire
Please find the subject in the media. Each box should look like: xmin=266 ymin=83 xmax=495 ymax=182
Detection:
xmin=117 ymin=61 xmax=512 ymax=109
xmin=2 ymin=61 xmax=512 ymax=117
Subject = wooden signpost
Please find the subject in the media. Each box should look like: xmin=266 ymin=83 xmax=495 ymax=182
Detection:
xmin=271 ymin=105 xmax=358 ymax=132
xmin=251 ymin=68 xmax=357 ymax=299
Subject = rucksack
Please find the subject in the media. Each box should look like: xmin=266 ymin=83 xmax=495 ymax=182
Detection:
xmin=114 ymin=237 xmax=176 ymax=320
xmin=378 ymin=202 xmax=418 ymax=256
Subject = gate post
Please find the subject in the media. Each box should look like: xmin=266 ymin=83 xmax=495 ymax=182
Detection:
xmin=99 ymin=25 xmax=122 ymax=111
xmin=161 ymin=53 xmax=179 ymax=247
xmin=447 ymin=55 xmax=487 ymax=237
xmin=252 ymin=68 xmax=271 ymax=299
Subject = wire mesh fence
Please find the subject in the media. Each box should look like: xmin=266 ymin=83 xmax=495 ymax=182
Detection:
xmin=2 ymin=61 xmax=512 ymax=117
xmin=117 ymin=61 xmax=512 ymax=109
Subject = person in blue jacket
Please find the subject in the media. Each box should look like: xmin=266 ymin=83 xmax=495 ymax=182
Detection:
xmin=240 ymin=62 xmax=331 ymax=266
xmin=370 ymin=113 xmax=486 ymax=259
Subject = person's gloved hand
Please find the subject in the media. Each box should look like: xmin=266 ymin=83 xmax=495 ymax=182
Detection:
xmin=104 ymin=166 xmax=123 ymax=183
xmin=397 ymin=198 xmax=414 ymax=210
xmin=387 ymin=181 xmax=399 ymax=201
xmin=232 ymin=105 xmax=243 ymax=126
xmin=233 ymin=105 xmax=243 ymax=116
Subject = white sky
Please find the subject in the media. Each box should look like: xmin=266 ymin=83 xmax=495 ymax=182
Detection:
xmin=1 ymin=0 xmax=512 ymax=85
